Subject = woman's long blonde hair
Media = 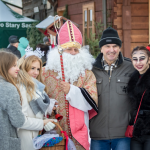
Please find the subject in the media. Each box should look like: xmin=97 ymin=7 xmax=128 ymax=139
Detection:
xmin=0 ymin=51 xmax=22 ymax=102
xmin=18 ymin=55 xmax=47 ymax=100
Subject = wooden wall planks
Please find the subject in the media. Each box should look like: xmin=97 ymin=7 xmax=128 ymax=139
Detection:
xmin=117 ymin=30 xmax=123 ymax=41
xmin=95 ymin=11 xmax=103 ymax=22
xmin=131 ymin=43 xmax=148 ymax=51
xmin=114 ymin=17 xmax=122 ymax=29
xmin=117 ymin=0 xmax=123 ymax=4
xmin=131 ymin=17 xmax=149 ymax=29
xmin=130 ymin=0 xmax=148 ymax=3
xmin=68 ymin=3 xmax=82 ymax=15
xmin=70 ymin=14 xmax=82 ymax=25
xmin=131 ymin=30 xmax=149 ymax=42
xmin=114 ymin=0 xmax=149 ymax=56
xmin=131 ymin=4 xmax=148 ymax=16
xmin=57 ymin=0 xmax=110 ymax=42
xmin=57 ymin=0 xmax=150 ymax=54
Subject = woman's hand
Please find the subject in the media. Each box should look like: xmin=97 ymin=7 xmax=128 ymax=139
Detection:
xmin=52 ymin=102 xmax=58 ymax=111
xmin=43 ymin=119 xmax=52 ymax=126
xmin=43 ymin=119 xmax=56 ymax=131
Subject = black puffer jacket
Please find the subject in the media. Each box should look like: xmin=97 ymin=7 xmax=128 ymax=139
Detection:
xmin=8 ymin=45 xmax=21 ymax=58
xmin=127 ymin=68 xmax=150 ymax=137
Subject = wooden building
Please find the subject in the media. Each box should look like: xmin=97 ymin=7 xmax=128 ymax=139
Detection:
xmin=113 ymin=0 xmax=149 ymax=58
xmin=57 ymin=0 xmax=113 ymax=45
xmin=57 ymin=0 xmax=150 ymax=58
xmin=22 ymin=0 xmax=57 ymax=21
xmin=21 ymin=0 xmax=150 ymax=57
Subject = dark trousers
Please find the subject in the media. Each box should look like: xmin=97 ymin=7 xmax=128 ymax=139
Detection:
xmin=131 ymin=135 xmax=150 ymax=150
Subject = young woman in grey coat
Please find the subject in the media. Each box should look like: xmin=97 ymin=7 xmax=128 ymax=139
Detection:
xmin=0 ymin=51 xmax=25 ymax=150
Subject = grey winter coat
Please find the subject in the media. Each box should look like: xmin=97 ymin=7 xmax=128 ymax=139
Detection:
xmin=90 ymin=52 xmax=134 ymax=140
xmin=0 ymin=76 xmax=25 ymax=150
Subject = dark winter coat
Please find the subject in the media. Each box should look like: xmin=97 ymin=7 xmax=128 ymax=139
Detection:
xmin=127 ymin=67 xmax=150 ymax=137
xmin=8 ymin=45 xmax=21 ymax=58
xmin=90 ymin=52 xmax=134 ymax=140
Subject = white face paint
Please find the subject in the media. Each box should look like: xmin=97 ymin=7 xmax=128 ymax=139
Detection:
xmin=132 ymin=50 xmax=150 ymax=74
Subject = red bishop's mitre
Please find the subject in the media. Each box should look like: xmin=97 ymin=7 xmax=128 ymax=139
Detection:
xmin=57 ymin=20 xmax=82 ymax=49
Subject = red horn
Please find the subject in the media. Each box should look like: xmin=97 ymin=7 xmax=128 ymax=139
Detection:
xmin=146 ymin=46 xmax=150 ymax=51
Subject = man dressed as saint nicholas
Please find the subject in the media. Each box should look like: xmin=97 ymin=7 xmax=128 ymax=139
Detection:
xmin=42 ymin=20 xmax=98 ymax=150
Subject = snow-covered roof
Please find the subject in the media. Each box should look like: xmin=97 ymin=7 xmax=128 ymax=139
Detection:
xmin=36 ymin=15 xmax=79 ymax=29
xmin=36 ymin=15 xmax=63 ymax=29
xmin=0 ymin=0 xmax=36 ymax=22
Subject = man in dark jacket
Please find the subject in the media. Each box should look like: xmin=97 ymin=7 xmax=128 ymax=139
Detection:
xmin=7 ymin=35 xmax=21 ymax=58
xmin=43 ymin=36 xmax=51 ymax=51
xmin=90 ymin=27 xmax=134 ymax=150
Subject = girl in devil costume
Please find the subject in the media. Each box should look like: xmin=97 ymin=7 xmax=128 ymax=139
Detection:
xmin=127 ymin=46 xmax=150 ymax=150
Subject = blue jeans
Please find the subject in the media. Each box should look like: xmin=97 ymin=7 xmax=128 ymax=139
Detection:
xmin=91 ymin=138 xmax=131 ymax=150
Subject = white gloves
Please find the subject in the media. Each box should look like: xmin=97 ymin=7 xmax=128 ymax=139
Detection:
xmin=44 ymin=119 xmax=57 ymax=131
xmin=44 ymin=122 xmax=55 ymax=131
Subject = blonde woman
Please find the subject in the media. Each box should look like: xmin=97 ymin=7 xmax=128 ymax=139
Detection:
xmin=0 ymin=51 xmax=25 ymax=150
xmin=17 ymin=54 xmax=56 ymax=150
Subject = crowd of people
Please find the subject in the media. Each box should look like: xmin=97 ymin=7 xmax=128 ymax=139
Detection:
xmin=0 ymin=20 xmax=150 ymax=150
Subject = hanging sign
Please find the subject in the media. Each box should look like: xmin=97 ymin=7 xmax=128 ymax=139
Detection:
xmin=0 ymin=22 xmax=33 ymax=29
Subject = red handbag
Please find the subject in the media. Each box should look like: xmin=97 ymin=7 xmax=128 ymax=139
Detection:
xmin=125 ymin=90 xmax=146 ymax=138
xmin=125 ymin=125 xmax=134 ymax=138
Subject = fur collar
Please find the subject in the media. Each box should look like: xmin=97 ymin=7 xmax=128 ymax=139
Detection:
xmin=93 ymin=52 xmax=124 ymax=70
xmin=128 ymin=67 xmax=150 ymax=90
xmin=127 ymin=67 xmax=150 ymax=101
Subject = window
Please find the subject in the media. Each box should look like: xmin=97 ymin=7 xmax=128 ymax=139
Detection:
xmin=83 ymin=2 xmax=95 ymax=45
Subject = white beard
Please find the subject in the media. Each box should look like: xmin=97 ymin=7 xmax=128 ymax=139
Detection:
xmin=46 ymin=46 xmax=95 ymax=84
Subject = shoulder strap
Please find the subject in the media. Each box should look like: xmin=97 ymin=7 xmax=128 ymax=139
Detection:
xmin=134 ymin=90 xmax=146 ymax=125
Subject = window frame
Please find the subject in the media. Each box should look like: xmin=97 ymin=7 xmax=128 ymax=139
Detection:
xmin=82 ymin=1 xmax=95 ymax=45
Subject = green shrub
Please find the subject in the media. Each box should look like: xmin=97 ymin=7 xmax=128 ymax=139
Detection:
xmin=63 ymin=5 xmax=70 ymax=19
xmin=26 ymin=22 xmax=45 ymax=50
xmin=85 ymin=19 xmax=104 ymax=58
